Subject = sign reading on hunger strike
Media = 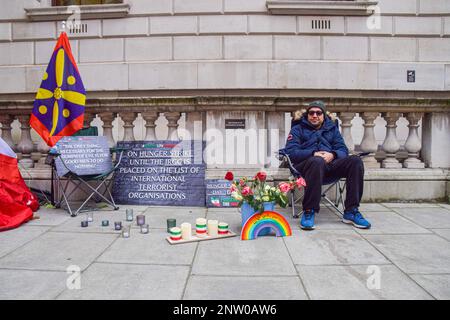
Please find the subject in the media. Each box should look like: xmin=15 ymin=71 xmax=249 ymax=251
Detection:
xmin=112 ymin=140 xmax=206 ymax=207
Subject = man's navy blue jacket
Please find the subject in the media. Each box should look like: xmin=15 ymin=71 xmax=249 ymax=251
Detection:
xmin=283 ymin=115 xmax=349 ymax=164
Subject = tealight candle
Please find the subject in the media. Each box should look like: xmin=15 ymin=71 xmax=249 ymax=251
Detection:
xmin=86 ymin=212 xmax=94 ymax=223
xmin=181 ymin=222 xmax=192 ymax=240
xmin=126 ymin=209 xmax=133 ymax=221
xmin=196 ymin=218 xmax=207 ymax=238
xmin=140 ymin=224 xmax=149 ymax=234
xmin=101 ymin=220 xmax=109 ymax=227
xmin=122 ymin=226 xmax=130 ymax=238
xmin=136 ymin=214 xmax=145 ymax=226
xmin=114 ymin=221 xmax=122 ymax=231
xmin=81 ymin=221 xmax=88 ymax=228
xmin=167 ymin=218 xmax=176 ymax=233
xmin=207 ymin=220 xmax=219 ymax=237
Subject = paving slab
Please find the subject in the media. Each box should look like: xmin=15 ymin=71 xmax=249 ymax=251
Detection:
xmin=359 ymin=203 xmax=392 ymax=212
xmin=184 ymin=275 xmax=308 ymax=300
xmin=353 ymin=211 xmax=431 ymax=235
xmin=297 ymin=265 xmax=433 ymax=300
xmin=0 ymin=226 xmax=50 ymax=259
xmin=97 ymin=230 xmax=197 ymax=265
xmin=26 ymin=208 xmax=71 ymax=226
xmin=0 ymin=269 xmax=67 ymax=300
xmin=57 ymin=263 xmax=189 ymax=300
xmin=431 ymin=229 xmax=450 ymax=242
xmin=364 ymin=234 xmax=450 ymax=274
xmin=284 ymin=230 xmax=389 ymax=266
xmin=0 ymin=232 xmax=118 ymax=271
xmin=381 ymin=203 xmax=441 ymax=208
xmin=192 ymin=236 xmax=297 ymax=276
xmin=391 ymin=207 xmax=450 ymax=229
xmin=410 ymin=274 xmax=450 ymax=300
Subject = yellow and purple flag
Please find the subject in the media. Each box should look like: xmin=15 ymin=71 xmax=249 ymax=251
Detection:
xmin=30 ymin=32 xmax=86 ymax=147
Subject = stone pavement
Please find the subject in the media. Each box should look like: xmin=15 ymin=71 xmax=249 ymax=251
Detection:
xmin=1 ymin=202 xmax=450 ymax=300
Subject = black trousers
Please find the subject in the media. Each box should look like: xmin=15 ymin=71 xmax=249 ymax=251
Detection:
xmin=294 ymin=155 xmax=364 ymax=212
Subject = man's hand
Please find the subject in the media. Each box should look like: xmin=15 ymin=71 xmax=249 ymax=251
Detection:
xmin=314 ymin=151 xmax=335 ymax=164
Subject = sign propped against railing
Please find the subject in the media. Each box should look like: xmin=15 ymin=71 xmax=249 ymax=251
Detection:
xmin=54 ymin=136 xmax=112 ymax=177
xmin=112 ymin=140 xmax=206 ymax=207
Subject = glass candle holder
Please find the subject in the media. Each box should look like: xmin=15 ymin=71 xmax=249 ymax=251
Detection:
xmin=122 ymin=226 xmax=130 ymax=238
xmin=136 ymin=214 xmax=145 ymax=226
xmin=140 ymin=224 xmax=149 ymax=234
xmin=126 ymin=209 xmax=134 ymax=222
xmin=114 ymin=221 xmax=122 ymax=231
xmin=86 ymin=212 xmax=94 ymax=223
xmin=81 ymin=221 xmax=88 ymax=228
xmin=167 ymin=218 xmax=176 ymax=233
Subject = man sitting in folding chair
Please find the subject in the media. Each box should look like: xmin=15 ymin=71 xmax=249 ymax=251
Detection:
xmin=282 ymin=100 xmax=371 ymax=230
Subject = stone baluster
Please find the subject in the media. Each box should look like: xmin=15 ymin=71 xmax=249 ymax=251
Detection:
xmin=35 ymin=138 xmax=50 ymax=167
xmin=338 ymin=112 xmax=356 ymax=154
xmin=16 ymin=114 xmax=34 ymax=168
xmin=165 ymin=112 xmax=181 ymax=140
xmin=83 ymin=112 xmax=95 ymax=129
xmin=381 ymin=112 xmax=402 ymax=169
xmin=360 ymin=112 xmax=380 ymax=168
xmin=0 ymin=114 xmax=16 ymax=151
xmin=142 ymin=111 xmax=159 ymax=141
xmin=404 ymin=112 xmax=425 ymax=168
xmin=120 ymin=112 xmax=136 ymax=141
xmin=98 ymin=112 xmax=116 ymax=148
xmin=265 ymin=111 xmax=285 ymax=168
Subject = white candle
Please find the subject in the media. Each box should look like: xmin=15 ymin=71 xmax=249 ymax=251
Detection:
xmin=181 ymin=222 xmax=192 ymax=240
xmin=207 ymin=220 xmax=219 ymax=237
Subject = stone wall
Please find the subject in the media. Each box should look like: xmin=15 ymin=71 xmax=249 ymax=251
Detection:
xmin=0 ymin=0 xmax=449 ymax=94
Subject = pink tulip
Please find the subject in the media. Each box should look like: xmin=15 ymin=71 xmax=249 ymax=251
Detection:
xmin=296 ymin=177 xmax=307 ymax=188
xmin=242 ymin=186 xmax=252 ymax=196
xmin=279 ymin=183 xmax=291 ymax=194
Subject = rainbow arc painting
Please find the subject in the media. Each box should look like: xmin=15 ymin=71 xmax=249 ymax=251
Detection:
xmin=241 ymin=211 xmax=292 ymax=240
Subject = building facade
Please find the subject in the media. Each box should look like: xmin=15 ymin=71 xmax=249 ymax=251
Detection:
xmin=0 ymin=0 xmax=449 ymax=201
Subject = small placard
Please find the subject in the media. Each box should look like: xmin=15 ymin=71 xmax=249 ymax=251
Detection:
xmin=225 ymin=119 xmax=246 ymax=130
xmin=407 ymin=70 xmax=416 ymax=83
xmin=205 ymin=179 xmax=240 ymax=208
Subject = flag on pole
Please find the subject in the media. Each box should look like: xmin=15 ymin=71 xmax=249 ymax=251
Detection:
xmin=0 ymin=137 xmax=39 ymax=232
xmin=30 ymin=32 xmax=86 ymax=147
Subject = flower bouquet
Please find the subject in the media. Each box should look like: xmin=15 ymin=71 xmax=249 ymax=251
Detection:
xmin=224 ymin=171 xmax=307 ymax=214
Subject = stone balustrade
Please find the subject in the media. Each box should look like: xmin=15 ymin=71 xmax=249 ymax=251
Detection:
xmin=0 ymin=96 xmax=448 ymax=171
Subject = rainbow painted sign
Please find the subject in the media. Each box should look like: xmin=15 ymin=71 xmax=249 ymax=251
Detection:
xmin=241 ymin=211 xmax=292 ymax=240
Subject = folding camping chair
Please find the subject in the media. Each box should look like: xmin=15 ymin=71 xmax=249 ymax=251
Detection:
xmin=278 ymin=149 xmax=347 ymax=218
xmin=48 ymin=128 xmax=125 ymax=217
xmin=278 ymin=115 xmax=367 ymax=219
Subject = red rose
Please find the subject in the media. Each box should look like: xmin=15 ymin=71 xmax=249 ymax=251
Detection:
xmin=225 ymin=171 xmax=234 ymax=181
xmin=255 ymin=171 xmax=267 ymax=181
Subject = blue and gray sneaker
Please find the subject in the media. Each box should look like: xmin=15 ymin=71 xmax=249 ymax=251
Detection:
xmin=300 ymin=209 xmax=315 ymax=230
xmin=342 ymin=208 xmax=371 ymax=229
